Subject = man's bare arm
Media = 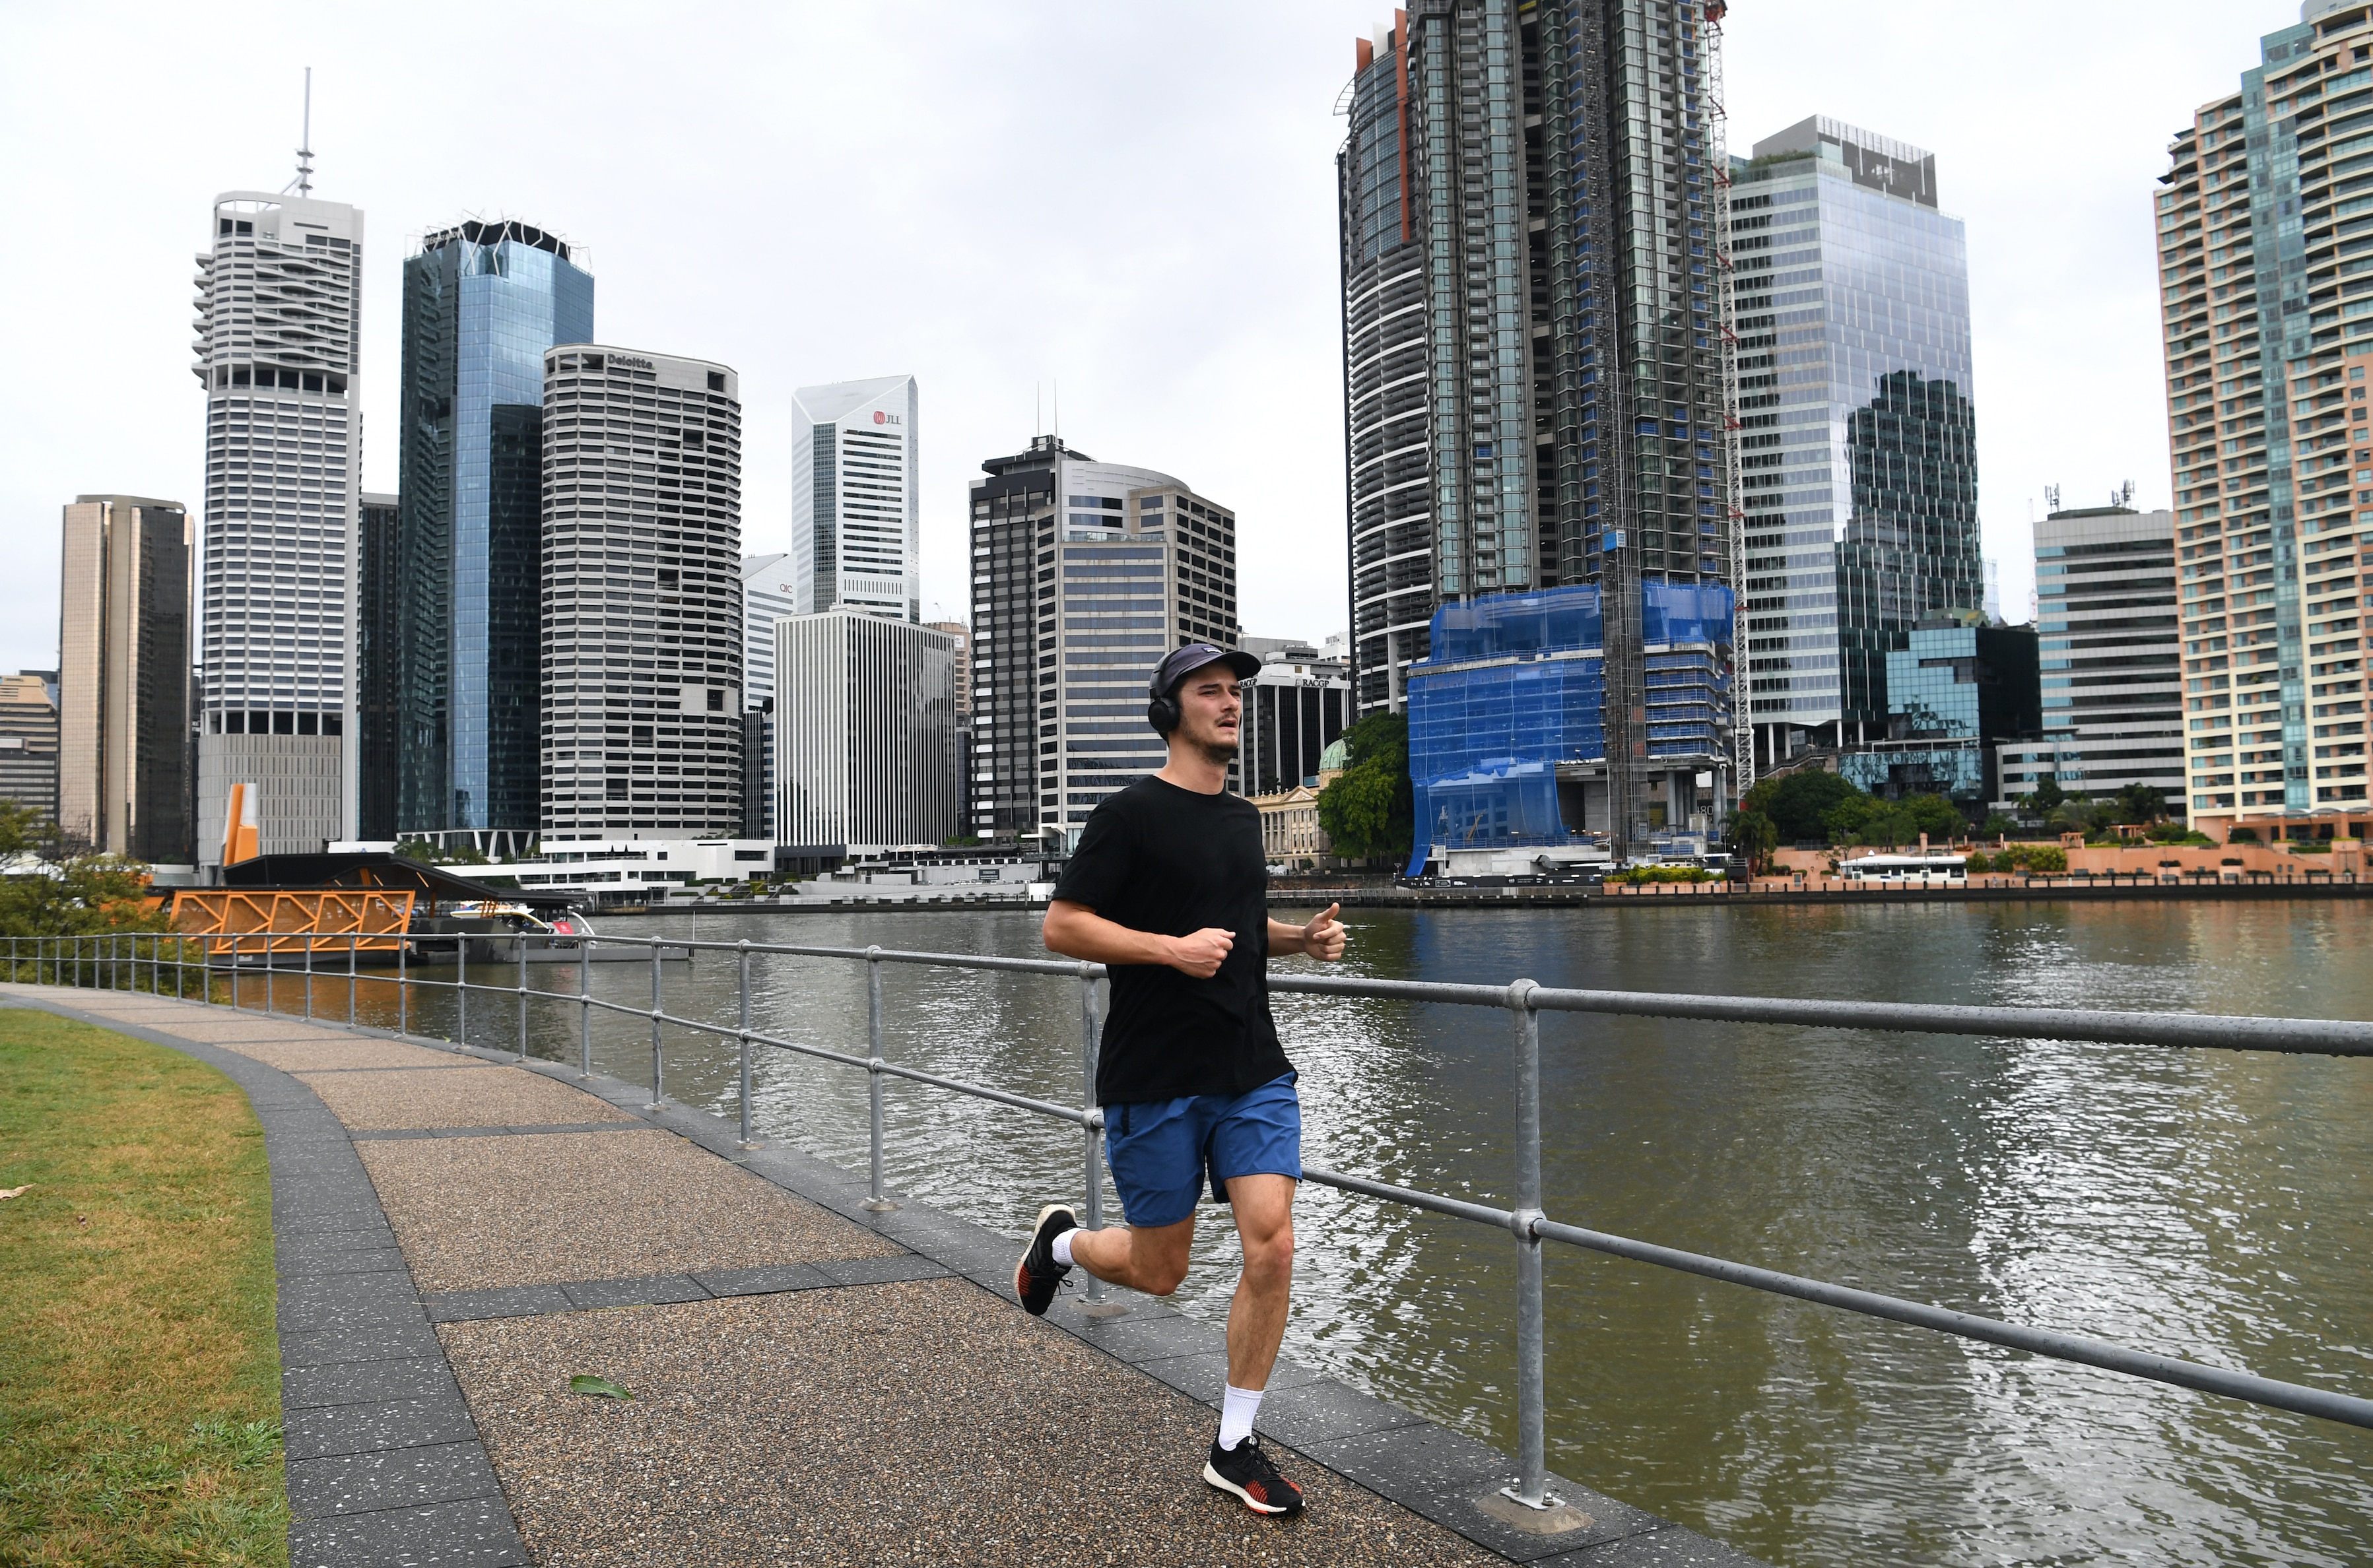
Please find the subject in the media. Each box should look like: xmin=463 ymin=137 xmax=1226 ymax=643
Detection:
xmin=1267 ymin=903 xmax=1347 ymax=962
xmin=1044 ymin=899 xmax=1235 ymax=979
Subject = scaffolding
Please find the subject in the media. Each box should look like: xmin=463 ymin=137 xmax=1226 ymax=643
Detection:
xmin=171 ymin=888 xmax=415 ymax=955
xmin=1704 ymin=0 xmax=1753 ymax=802
xmin=1405 ymin=583 xmax=1733 ymax=873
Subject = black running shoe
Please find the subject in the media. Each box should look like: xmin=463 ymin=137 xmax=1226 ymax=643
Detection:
xmin=1203 ymin=1433 xmax=1305 ymax=1517
xmin=1013 ymin=1203 xmax=1077 ymax=1316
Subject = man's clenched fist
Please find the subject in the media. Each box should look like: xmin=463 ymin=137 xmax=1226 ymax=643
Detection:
xmin=1167 ymin=927 xmax=1236 ymax=978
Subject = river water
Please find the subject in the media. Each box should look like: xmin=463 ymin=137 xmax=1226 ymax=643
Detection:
xmin=308 ymin=901 xmax=2372 ymax=1566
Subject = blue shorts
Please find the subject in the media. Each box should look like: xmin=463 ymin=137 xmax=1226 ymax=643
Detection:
xmin=1104 ymin=1073 xmax=1301 ymax=1229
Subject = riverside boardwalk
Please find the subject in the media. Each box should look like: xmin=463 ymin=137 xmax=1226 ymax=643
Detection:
xmin=0 ymin=983 xmax=1758 ymax=1568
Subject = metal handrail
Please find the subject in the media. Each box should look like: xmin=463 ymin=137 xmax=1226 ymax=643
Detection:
xmin=9 ymin=927 xmax=2372 ymax=1515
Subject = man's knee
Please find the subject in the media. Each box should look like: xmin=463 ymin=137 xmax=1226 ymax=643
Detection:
xmin=1244 ymin=1221 xmax=1294 ymax=1280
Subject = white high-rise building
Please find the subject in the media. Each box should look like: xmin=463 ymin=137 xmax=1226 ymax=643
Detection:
xmin=774 ymin=610 xmax=958 ymax=851
xmin=790 ymin=376 xmax=918 ymax=620
xmin=192 ymin=190 xmax=364 ymax=863
xmin=539 ymin=344 xmax=744 ymax=840
xmin=741 ymin=551 xmax=797 ymax=839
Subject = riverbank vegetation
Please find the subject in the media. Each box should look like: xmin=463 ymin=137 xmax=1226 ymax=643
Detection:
xmin=1315 ymin=711 xmax=1415 ymax=863
xmin=0 ymin=1011 xmax=285 ymax=1566
xmin=0 ymin=800 xmax=168 ymax=944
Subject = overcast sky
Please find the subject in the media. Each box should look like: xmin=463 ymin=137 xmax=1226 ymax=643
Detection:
xmin=0 ymin=0 xmax=2304 ymax=677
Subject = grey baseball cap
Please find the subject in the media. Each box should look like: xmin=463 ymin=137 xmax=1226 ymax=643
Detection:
xmin=1149 ymin=642 xmax=1262 ymax=698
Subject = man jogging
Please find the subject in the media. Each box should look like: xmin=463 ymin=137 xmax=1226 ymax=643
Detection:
xmin=1015 ymin=642 xmax=1347 ymax=1517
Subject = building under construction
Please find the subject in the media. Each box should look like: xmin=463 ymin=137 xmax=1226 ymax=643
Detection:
xmin=1337 ymin=2 xmax=1747 ymax=857
xmin=1404 ymin=581 xmax=1733 ymax=874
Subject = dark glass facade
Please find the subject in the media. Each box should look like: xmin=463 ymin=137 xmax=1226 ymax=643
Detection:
xmin=1839 ymin=616 xmax=2038 ymax=810
xmin=384 ymin=220 xmax=591 ymax=836
xmin=354 ymin=492 xmax=400 ymax=839
xmin=1838 ymin=371 xmax=1982 ymax=726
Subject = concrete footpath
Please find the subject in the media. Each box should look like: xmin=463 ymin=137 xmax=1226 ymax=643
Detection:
xmin=1 ymin=984 xmax=1761 ymax=1568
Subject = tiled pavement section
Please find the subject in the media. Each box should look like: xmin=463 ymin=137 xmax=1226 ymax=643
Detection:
xmin=0 ymin=984 xmax=1764 ymax=1567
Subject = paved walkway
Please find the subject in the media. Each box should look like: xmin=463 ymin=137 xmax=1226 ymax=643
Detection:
xmin=1 ymin=984 xmax=1758 ymax=1568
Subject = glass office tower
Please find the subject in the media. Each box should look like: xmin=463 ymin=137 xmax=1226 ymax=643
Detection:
xmin=1338 ymin=2 xmax=1741 ymax=848
xmin=1730 ymin=116 xmax=1980 ymax=771
xmin=384 ymin=219 xmax=592 ymax=851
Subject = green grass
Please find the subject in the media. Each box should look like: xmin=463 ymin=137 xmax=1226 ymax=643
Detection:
xmin=0 ymin=1010 xmax=286 ymax=1567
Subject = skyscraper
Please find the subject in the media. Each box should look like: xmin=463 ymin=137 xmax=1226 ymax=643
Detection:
xmin=57 ymin=495 xmax=193 ymax=861
xmin=0 ymin=672 xmax=60 ymax=822
xmin=2160 ymin=3 xmax=2372 ymax=833
xmin=1730 ymin=116 xmax=1980 ymax=768
xmin=741 ymin=551 xmax=797 ymax=840
xmin=2019 ymin=504 xmax=2183 ymax=810
xmin=192 ymin=189 xmax=362 ymax=864
xmin=791 ymin=376 xmax=919 ymax=620
xmin=968 ymin=435 xmax=1239 ymax=841
xmin=1337 ymin=2 xmax=1741 ymax=839
xmin=354 ymin=490 xmax=400 ymax=840
xmin=774 ymin=611 xmax=959 ymax=851
xmin=538 ymin=345 xmax=744 ymax=840
xmin=925 ymin=617 xmax=973 ymax=831
xmin=386 ymin=219 xmax=593 ymax=852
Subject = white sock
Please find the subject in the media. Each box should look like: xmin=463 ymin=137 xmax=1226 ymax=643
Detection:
xmin=1219 ymin=1383 xmax=1264 ymax=1450
xmin=1051 ymin=1227 xmax=1077 ymax=1268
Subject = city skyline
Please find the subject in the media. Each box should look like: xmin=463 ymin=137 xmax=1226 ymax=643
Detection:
xmin=0 ymin=1 xmax=2304 ymax=685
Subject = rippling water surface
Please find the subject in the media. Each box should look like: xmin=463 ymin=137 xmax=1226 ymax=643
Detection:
xmin=337 ymin=901 xmax=2372 ymax=1565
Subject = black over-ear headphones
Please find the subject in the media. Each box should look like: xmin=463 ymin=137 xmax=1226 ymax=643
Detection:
xmin=1147 ymin=681 xmax=1181 ymax=735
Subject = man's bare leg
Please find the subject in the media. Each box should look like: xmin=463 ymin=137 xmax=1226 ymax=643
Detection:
xmin=1068 ymin=1212 xmax=1196 ymax=1297
xmin=1221 ymin=1174 xmax=1296 ymax=1392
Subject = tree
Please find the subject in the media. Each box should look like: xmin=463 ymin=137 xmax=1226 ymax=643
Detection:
xmin=2021 ymin=774 xmax=2066 ymax=815
xmin=1980 ymin=812 xmax=2015 ymax=837
xmin=1731 ymin=809 xmax=1779 ymax=874
xmin=1315 ymin=711 xmax=1413 ymax=862
xmin=0 ymin=799 xmax=169 ymax=940
xmin=1819 ymin=791 xmax=1881 ymax=843
xmin=1742 ymin=769 xmax=1857 ymax=843
xmin=1902 ymin=793 xmax=1964 ymax=843
xmin=2116 ymin=782 xmax=2167 ymax=824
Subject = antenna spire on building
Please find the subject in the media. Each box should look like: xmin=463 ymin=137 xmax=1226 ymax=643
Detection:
xmin=285 ymin=67 xmax=315 ymax=196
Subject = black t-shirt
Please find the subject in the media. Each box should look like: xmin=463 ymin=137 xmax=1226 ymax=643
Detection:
xmin=1051 ymin=775 xmax=1291 ymax=1106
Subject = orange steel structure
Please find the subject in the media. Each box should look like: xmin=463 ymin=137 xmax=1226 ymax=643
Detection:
xmin=171 ymin=888 xmax=415 ymax=954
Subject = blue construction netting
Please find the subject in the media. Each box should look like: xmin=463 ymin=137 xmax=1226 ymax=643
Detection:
xmin=1403 ymin=581 xmax=1735 ymax=875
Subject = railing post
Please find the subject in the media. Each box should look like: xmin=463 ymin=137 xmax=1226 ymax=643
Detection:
xmin=228 ymin=933 xmax=240 ymax=1010
xmin=578 ymin=929 xmax=591 ymax=1078
xmin=397 ymin=918 xmax=409 ymax=1037
xmin=1501 ymin=977 xmax=1559 ymax=1514
xmin=647 ymin=938 xmax=664 ymax=1109
xmin=1079 ymin=964 xmax=1114 ymax=1313
xmin=736 ymin=940 xmax=754 ymax=1146
xmin=304 ymin=932 xmax=314 ymax=1020
xmin=265 ymin=931 xmax=275 ymax=1014
xmin=518 ymin=930 xmax=529 ymax=1063
xmin=349 ymin=930 xmax=358 ymax=1027
xmin=457 ymin=924 xmax=468 ymax=1047
xmin=863 ymin=945 xmax=896 ymax=1211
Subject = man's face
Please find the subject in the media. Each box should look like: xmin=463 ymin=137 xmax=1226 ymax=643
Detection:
xmin=1174 ymin=670 xmax=1242 ymax=760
